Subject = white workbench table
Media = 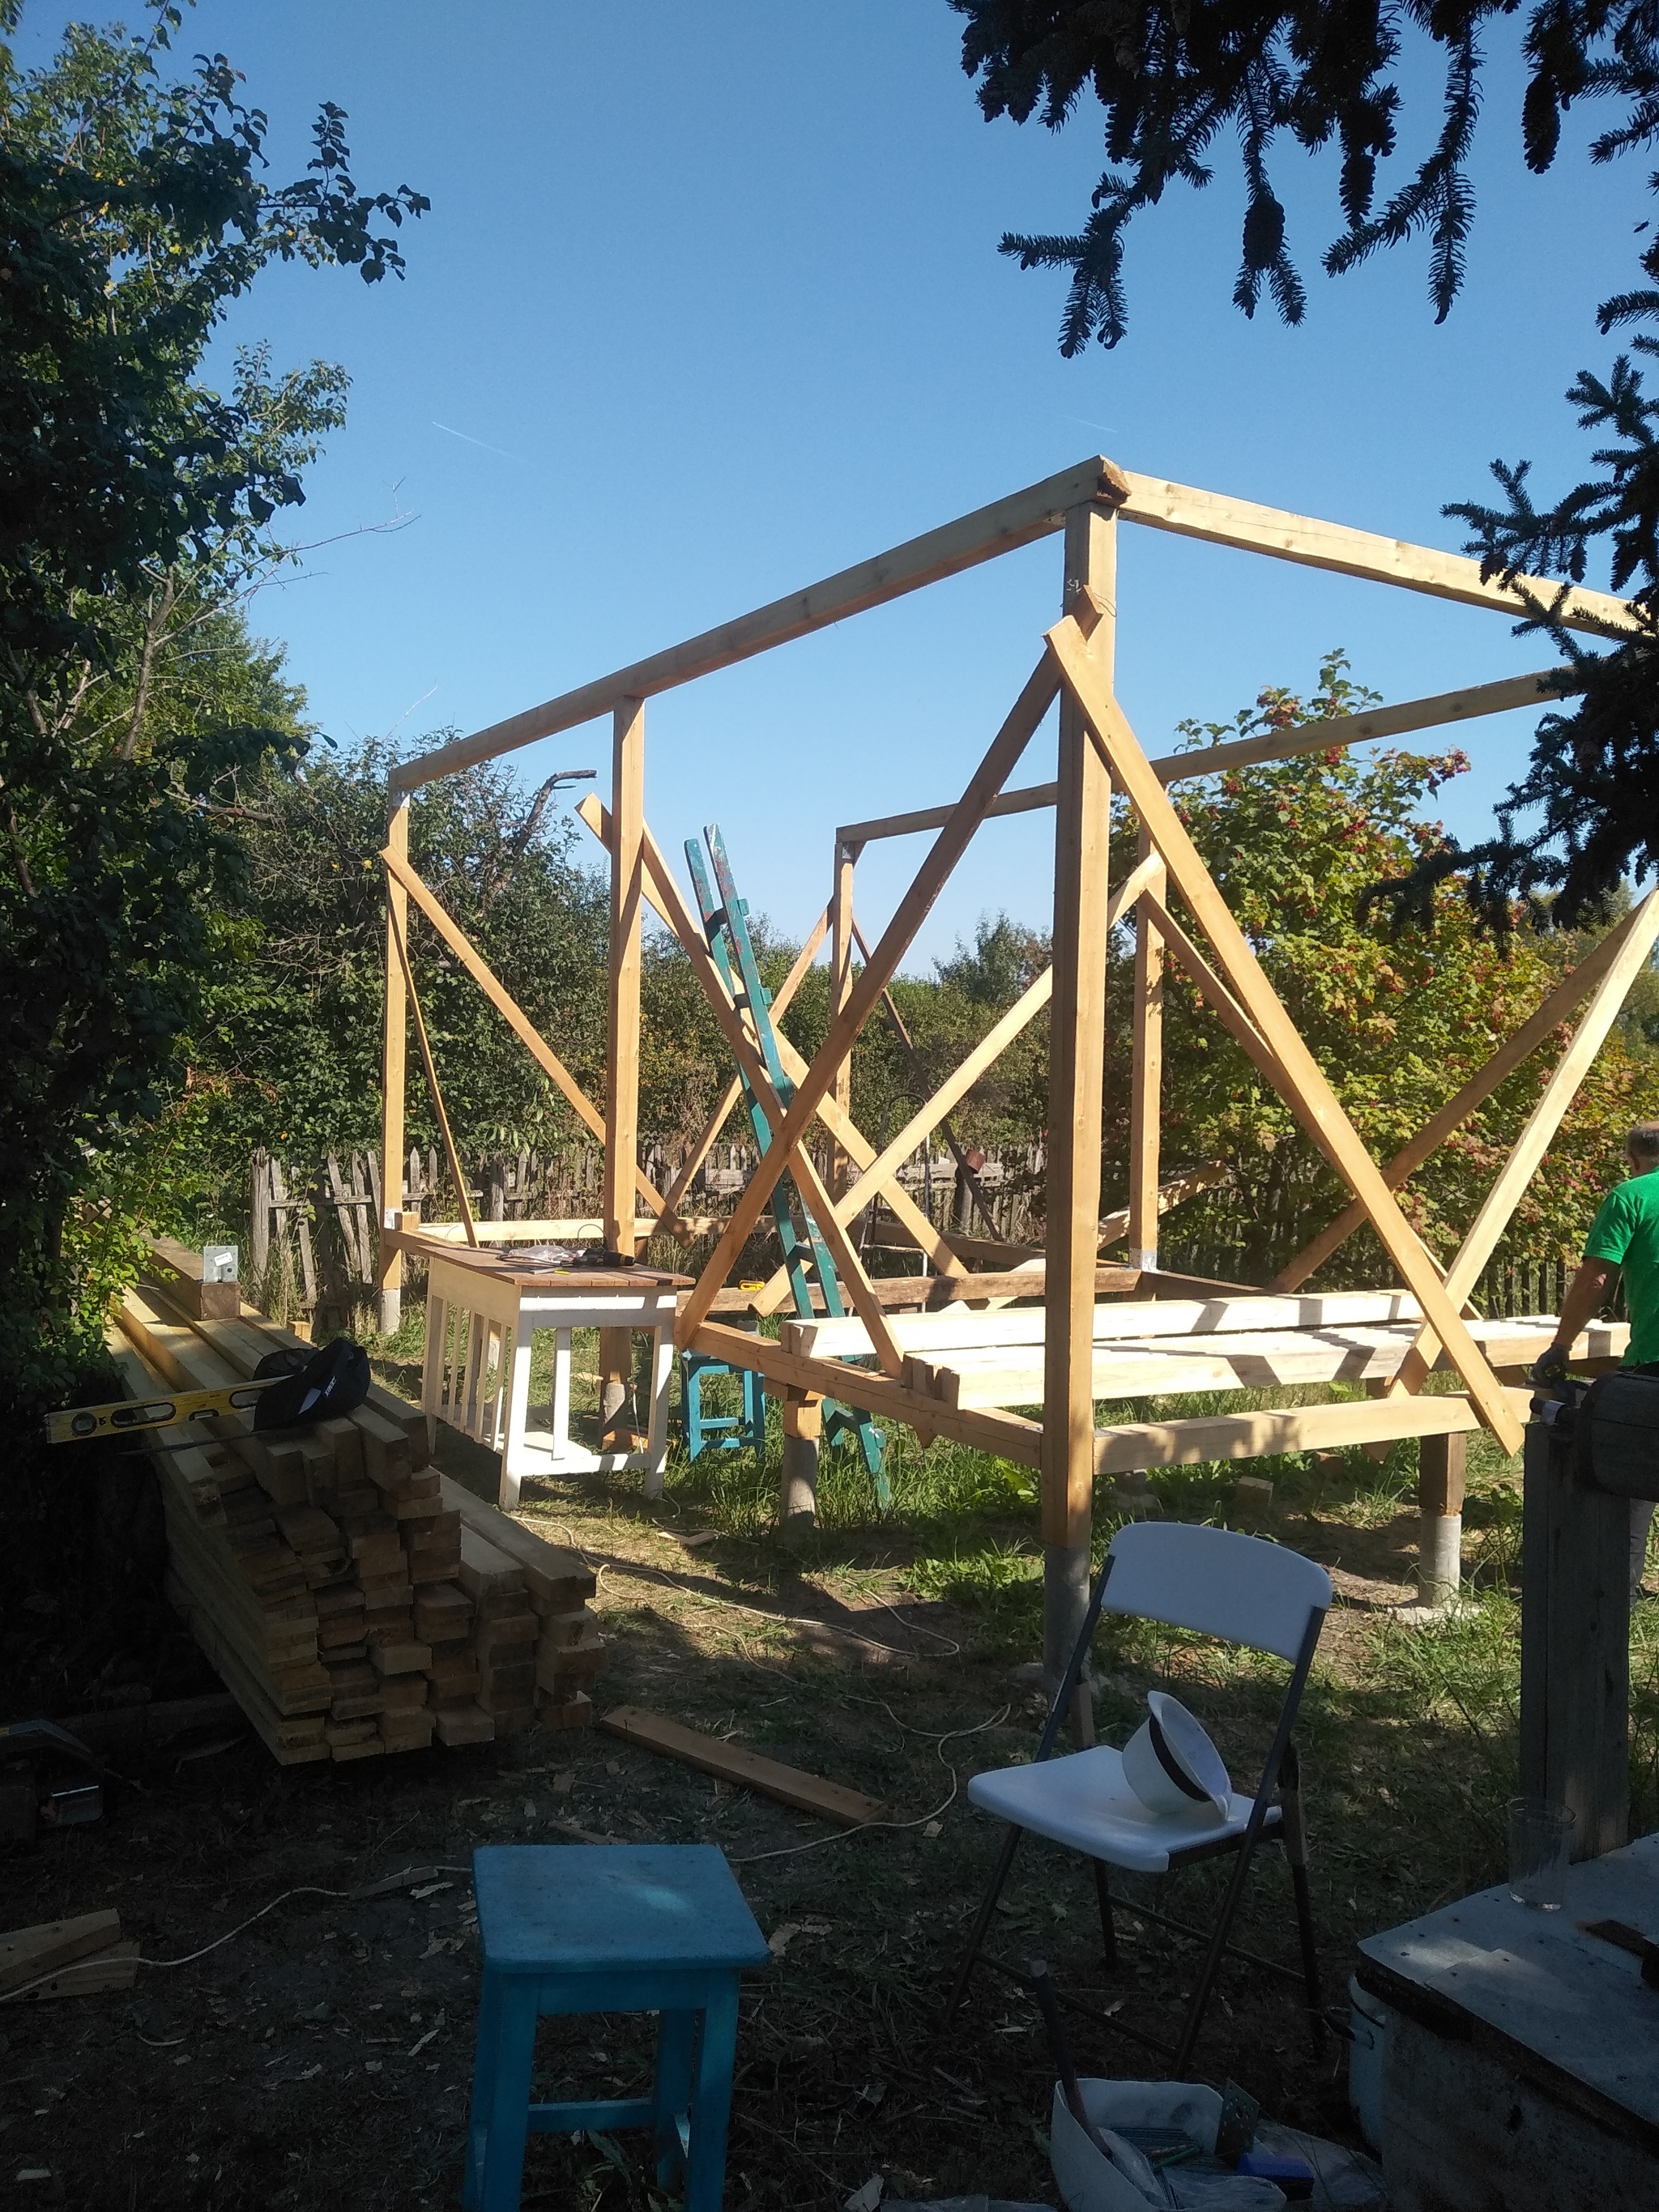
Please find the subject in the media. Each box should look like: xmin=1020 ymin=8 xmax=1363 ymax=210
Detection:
xmin=420 ymin=1246 xmax=686 ymax=1508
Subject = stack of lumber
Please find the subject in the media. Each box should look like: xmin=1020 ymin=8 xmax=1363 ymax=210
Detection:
xmin=110 ymin=1259 xmax=604 ymax=1765
xmin=0 ymin=1910 xmax=138 ymax=2002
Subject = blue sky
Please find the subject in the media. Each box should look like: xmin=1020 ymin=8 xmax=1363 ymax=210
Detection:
xmin=19 ymin=2 xmax=1649 ymax=965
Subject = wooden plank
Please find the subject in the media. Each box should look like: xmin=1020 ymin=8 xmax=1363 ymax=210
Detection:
xmin=1275 ymin=901 xmax=1657 ymax=1289
xmin=605 ymin=695 xmax=646 ymax=1255
xmin=689 ymin=1318 xmax=1044 ymax=1467
xmin=1043 ymin=506 xmax=1115 ymax=1571
xmin=390 ymin=458 xmax=1125 ymax=792
xmin=785 ymin=1288 xmax=1434 ymax=1361
xmin=439 ymin=1477 xmax=597 ymax=1608
xmin=0 ymin=1911 xmax=122 ymax=1997
xmin=601 ymin=1704 xmax=886 ymax=1825
xmin=1048 ymin=607 xmax=1525 ymax=1455
xmin=9 ymin=1941 xmax=140 ymax=2001
xmin=383 ymin=846 xmax=664 ymax=1220
xmin=917 ymin=1315 xmax=1602 ymax=1410
xmin=834 ymin=668 xmax=1567 ymax=845
xmin=379 ymin=797 xmax=410 ymax=1323
xmin=1093 ymin=1387 xmax=1532 ymax=1477
xmin=386 ymin=893 xmax=478 ymax=1249
xmin=1115 ymin=471 xmax=1636 ymax=637
xmin=677 ymin=651 xmax=1062 ymax=1348
xmin=143 ymin=1235 xmax=238 ymax=1321
xmin=1127 ymin=839 xmax=1165 ymax=1269
xmin=1419 ymin=1430 xmax=1467 ymax=1519
xmin=1390 ymin=886 xmax=1659 ymax=1397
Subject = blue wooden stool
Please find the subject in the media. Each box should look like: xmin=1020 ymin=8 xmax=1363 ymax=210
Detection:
xmin=680 ymin=1351 xmax=766 ymax=1460
xmin=464 ymin=1843 xmax=769 ymax=2212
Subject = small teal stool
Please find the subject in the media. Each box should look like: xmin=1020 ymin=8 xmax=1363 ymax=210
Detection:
xmin=464 ymin=1843 xmax=769 ymax=2212
xmin=680 ymin=1351 xmax=766 ymax=1460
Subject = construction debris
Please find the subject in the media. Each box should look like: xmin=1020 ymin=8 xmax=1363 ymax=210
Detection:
xmin=600 ymin=1704 xmax=887 ymax=1825
xmin=104 ymin=1247 xmax=604 ymax=1763
xmin=0 ymin=1910 xmax=137 ymax=2002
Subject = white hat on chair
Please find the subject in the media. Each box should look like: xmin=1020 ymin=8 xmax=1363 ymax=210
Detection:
xmin=1120 ymin=1691 xmax=1232 ymax=1819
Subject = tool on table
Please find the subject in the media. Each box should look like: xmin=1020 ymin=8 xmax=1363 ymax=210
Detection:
xmin=1578 ymin=1916 xmax=1659 ymax=1987
xmin=46 ymin=1336 xmax=371 ymax=1444
xmin=686 ymin=824 xmax=887 ymax=1500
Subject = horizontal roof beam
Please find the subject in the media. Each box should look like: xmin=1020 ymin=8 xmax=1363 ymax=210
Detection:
xmin=835 ymin=665 xmax=1568 ymax=847
xmin=391 ymin=458 xmax=1633 ymax=795
xmin=389 ymin=454 xmax=1125 ymax=793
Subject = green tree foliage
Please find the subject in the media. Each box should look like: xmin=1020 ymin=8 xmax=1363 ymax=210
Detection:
xmin=951 ymin=0 xmax=1659 ymax=933
xmin=0 ymin=2 xmax=424 ymax=1391
xmin=190 ymin=742 xmax=612 ymax=1171
xmin=1102 ymin=658 xmax=1659 ymax=1281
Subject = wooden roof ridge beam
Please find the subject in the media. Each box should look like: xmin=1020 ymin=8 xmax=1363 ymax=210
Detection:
xmin=675 ymin=652 xmax=1061 ymax=1349
xmin=390 ymin=457 xmax=1125 ymax=794
xmin=1115 ymin=472 xmax=1637 ymax=638
xmin=382 ymin=842 xmax=667 ymax=1222
xmin=1388 ymin=884 xmax=1659 ymax=1400
xmin=834 ymin=666 xmax=1569 ymax=849
xmin=1274 ymin=897 xmax=1659 ymax=1292
xmin=1047 ymin=606 xmax=1524 ymax=1455
xmin=386 ymin=894 xmax=478 ymax=1250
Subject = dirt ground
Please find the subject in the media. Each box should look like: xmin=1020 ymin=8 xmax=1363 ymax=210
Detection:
xmin=3 ymin=1394 xmax=1515 ymax=2212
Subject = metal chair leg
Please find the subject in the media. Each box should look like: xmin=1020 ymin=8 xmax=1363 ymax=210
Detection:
xmin=1277 ymin=1741 xmax=1325 ymax=2049
xmin=1090 ymin=1860 xmax=1118 ymax=1972
xmin=945 ymin=1824 xmax=1024 ymax=2020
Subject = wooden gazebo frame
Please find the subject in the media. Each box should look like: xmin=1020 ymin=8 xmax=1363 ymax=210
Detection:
xmin=377 ymin=455 xmax=1648 ymax=1679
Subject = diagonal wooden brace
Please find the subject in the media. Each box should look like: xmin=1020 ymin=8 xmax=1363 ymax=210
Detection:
xmin=676 ymin=654 xmax=1061 ymax=1346
xmin=1389 ymin=884 xmax=1659 ymax=1397
xmin=382 ymin=844 xmax=667 ymax=1222
xmin=1047 ymin=606 xmax=1524 ymax=1455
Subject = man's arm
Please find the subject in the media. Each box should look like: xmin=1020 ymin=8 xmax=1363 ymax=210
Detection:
xmin=1543 ymin=1258 xmax=1618 ymax=1364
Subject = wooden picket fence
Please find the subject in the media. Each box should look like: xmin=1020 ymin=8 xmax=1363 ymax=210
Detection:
xmin=243 ymin=1138 xmax=1582 ymax=1328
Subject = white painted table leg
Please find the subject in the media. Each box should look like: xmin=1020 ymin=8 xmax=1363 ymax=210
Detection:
xmin=551 ymin=1327 xmax=574 ymax=1471
xmin=643 ymin=1326 xmax=676 ymax=1497
xmin=423 ymin=1293 xmax=446 ymax=1453
xmin=498 ymin=1314 xmax=535 ymax=1511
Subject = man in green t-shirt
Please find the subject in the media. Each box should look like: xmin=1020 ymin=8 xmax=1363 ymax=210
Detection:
xmin=1539 ymin=1121 xmax=1659 ymax=1596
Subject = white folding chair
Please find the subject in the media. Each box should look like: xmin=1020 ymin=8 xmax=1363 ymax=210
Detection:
xmin=947 ymin=1521 xmax=1333 ymax=2073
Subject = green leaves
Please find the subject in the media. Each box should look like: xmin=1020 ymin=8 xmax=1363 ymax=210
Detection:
xmin=0 ymin=5 xmax=424 ymax=1399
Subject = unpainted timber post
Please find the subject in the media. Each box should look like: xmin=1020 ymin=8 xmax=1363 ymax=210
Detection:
xmin=1041 ymin=500 xmax=1116 ymax=1740
xmin=377 ymin=796 xmax=410 ymax=1332
xmin=830 ymin=838 xmax=858 ymax=1196
xmin=600 ymin=695 xmax=646 ymax=1433
xmin=1127 ymin=830 xmax=1165 ymax=1270
xmin=1520 ymin=1417 xmax=1630 ymax=1859
xmin=1417 ymin=1430 xmax=1466 ymax=1606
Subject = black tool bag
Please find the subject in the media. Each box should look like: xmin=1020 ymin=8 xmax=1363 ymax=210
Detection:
xmin=1569 ymin=1365 xmax=1659 ymax=1501
xmin=251 ymin=1338 xmax=371 ymax=1432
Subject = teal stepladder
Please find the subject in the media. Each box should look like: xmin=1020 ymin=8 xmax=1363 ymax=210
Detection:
xmin=684 ymin=824 xmax=888 ymax=1503
xmin=464 ymin=1843 xmax=770 ymax=2212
